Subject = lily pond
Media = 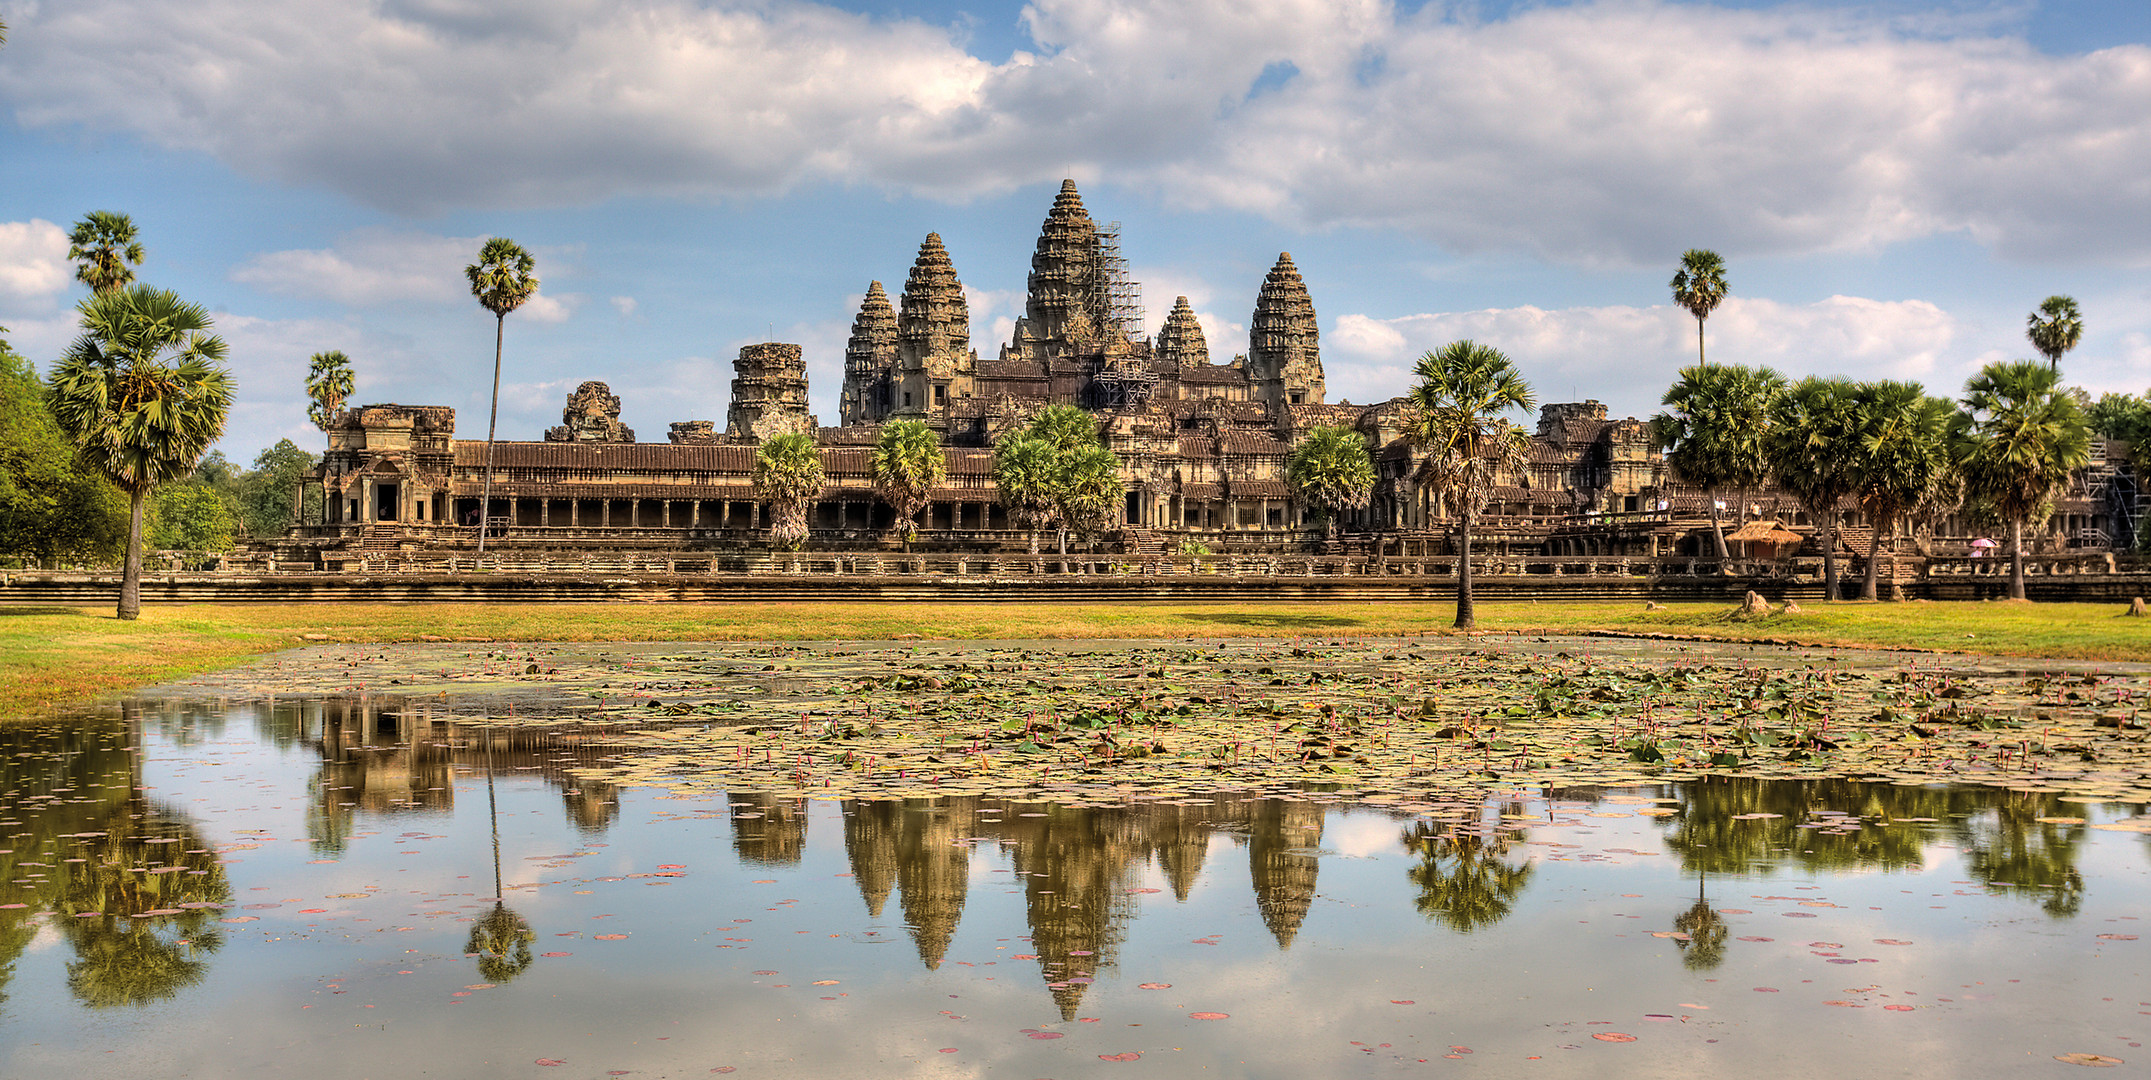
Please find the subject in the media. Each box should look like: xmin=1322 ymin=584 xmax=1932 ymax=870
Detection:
xmin=1 ymin=637 xmax=2146 ymax=1078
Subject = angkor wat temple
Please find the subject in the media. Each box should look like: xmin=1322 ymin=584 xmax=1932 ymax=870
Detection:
xmin=288 ymin=180 xmax=2124 ymax=564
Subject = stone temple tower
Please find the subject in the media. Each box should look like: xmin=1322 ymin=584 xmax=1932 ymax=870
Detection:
xmin=1247 ymin=253 xmax=1324 ymax=414
xmin=1014 ymin=179 xmax=1099 ymax=355
xmin=839 ymin=280 xmax=897 ymax=427
xmin=725 ymin=342 xmax=816 ymax=442
xmin=1154 ymin=296 xmax=1210 ymax=367
xmin=893 ymin=232 xmax=974 ymax=419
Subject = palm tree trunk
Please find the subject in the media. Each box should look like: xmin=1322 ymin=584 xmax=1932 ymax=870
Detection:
xmin=1862 ymin=509 xmax=1888 ymax=601
xmin=478 ymin=315 xmax=504 ymax=554
xmin=1696 ymin=316 xmax=1707 ymax=368
xmin=1707 ymin=490 xmax=1729 ymax=560
xmin=1454 ymin=506 xmax=1475 ymax=630
xmin=2009 ymin=517 xmax=2027 ymax=600
xmin=1820 ymin=509 xmax=1838 ymax=601
xmin=118 ymin=488 xmax=145 ymax=621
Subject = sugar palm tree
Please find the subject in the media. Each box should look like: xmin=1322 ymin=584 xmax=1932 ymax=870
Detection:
xmin=753 ymin=432 xmax=825 ymax=550
xmin=993 ymin=432 xmax=1057 ymax=554
xmin=1764 ymin=376 xmax=1864 ymax=599
xmin=465 ymin=238 xmax=538 ymax=553
xmin=67 ymin=212 xmax=144 ymax=296
xmin=870 ymin=418 xmax=945 ymax=548
xmin=304 ymin=350 xmax=355 ymax=432
xmin=1003 ymin=404 xmax=1123 ymax=554
xmin=1670 ymin=249 xmax=1729 ymax=367
xmin=2026 ymin=295 xmax=2083 ymax=373
xmin=1402 ymin=340 xmax=1535 ymax=629
xmin=1652 ymin=364 xmax=1784 ymax=560
xmin=1852 ymin=382 xmax=1955 ymax=600
xmin=1054 ymin=442 xmax=1124 ymax=551
xmin=1953 ymin=360 xmax=2091 ymax=600
xmin=47 ymin=285 xmax=233 ymax=620
xmin=1286 ymin=424 xmax=1375 ymax=539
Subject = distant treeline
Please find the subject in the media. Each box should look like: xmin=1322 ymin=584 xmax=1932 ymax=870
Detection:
xmin=1 ymin=338 xmax=316 ymax=562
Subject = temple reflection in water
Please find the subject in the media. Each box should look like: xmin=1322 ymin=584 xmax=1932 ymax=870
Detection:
xmin=13 ymin=696 xmax=2113 ymax=1019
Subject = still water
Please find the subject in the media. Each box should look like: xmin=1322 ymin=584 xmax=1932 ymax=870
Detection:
xmin=1 ymin=650 xmax=2146 ymax=1078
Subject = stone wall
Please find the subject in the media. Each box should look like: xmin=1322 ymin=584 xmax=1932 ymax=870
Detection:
xmin=725 ymin=343 xmax=816 ymax=442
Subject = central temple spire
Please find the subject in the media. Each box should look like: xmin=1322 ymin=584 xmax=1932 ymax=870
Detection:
xmin=1022 ymin=179 xmax=1099 ymax=348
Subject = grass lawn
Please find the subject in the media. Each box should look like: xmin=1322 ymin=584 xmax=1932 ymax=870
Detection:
xmin=3 ymin=597 xmax=2148 ymax=720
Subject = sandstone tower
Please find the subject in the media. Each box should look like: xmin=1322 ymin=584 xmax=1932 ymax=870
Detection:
xmin=893 ymin=233 xmax=974 ymax=419
xmin=725 ymin=342 xmax=815 ymax=442
xmin=1153 ymin=296 xmax=1210 ymax=368
xmin=544 ymin=381 xmax=634 ymax=443
xmin=1248 ymin=253 xmax=1324 ymax=414
xmin=1015 ymin=179 xmax=1100 ymax=354
xmin=838 ymin=280 xmax=897 ymax=427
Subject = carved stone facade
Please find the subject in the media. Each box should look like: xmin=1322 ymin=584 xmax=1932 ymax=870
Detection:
xmin=544 ymin=381 xmax=634 ymax=444
xmin=667 ymin=420 xmax=720 ymax=445
xmin=1153 ymin=296 xmax=1209 ymax=368
xmin=1247 ymin=254 xmax=1323 ymax=413
xmin=297 ymin=179 xmax=1717 ymax=553
xmin=838 ymin=281 xmax=897 ymax=427
xmin=890 ymin=233 xmax=975 ymax=418
xmin=725 ymin=343 xmax=816 ymax=443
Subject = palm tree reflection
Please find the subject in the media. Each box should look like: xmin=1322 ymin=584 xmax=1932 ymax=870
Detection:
xmin=1400 ymin=817 xmax=1534 ymax=933
xmin=1670 ymin=879 xmax=1729 ymax=971
xmin=468 ymin=728 xmax=537 ymax=984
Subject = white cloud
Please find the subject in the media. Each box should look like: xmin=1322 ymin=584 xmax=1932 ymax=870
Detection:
xmin=520 ymin=292 xmax=578 ymax=324
xmin=231 ymin=229 xmax=484 ymax=305
xmin=1329 ymin=295 xmax=1970 ymax=416
xmin=209 ymin=312 xmax=443 ymax=453
xmin=0 ymin=220 xmax=72 ymax=308
xmin=8 ymin=1 xmax=2151 ymax=263
xmin=610 ymin=296 xmax=638 ymax=318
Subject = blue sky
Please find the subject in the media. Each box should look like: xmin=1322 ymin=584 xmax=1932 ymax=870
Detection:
xmin=4 ymin=0 xmax=2150 ymax=458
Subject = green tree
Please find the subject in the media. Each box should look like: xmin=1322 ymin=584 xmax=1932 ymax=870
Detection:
xmin=2026 ymin=295 xmax=2084 ymax=374
xmin=1953 ymin=360 xmax=2091 ymax=600
xmin=1652 ymin=364 xmax=1785 ymax=560
xmin=993 ymin=433 xmax=1057 ymax=555
xmin=1670 ymin=248 xmax=1729 ymax=367
xmin=305 ymin=350 xmax=355 ymax=431
xmin=996 ymin=405 xmax=1125 ymax=555
xmin=1286 ymin=424 xmax=1375 ymax=539
xmin=1851 ymin=383 xmax=1955 ymax=600
xmin=1402 ymin=340 xmax=1535 ymax=629
xmin=67 ymin=211 xmax=144 ymax=296
xmin=753 ymin=432 xmax=824 ymax=550
xmin=46 ymin=285 xmax=234 ymax=619
xmin=237 ymin=439 xmax=318 ymax=535
xmin=147 ymin=480 xmax=236 ymax=551
xmin=0 ymin=333 xmax=127 ymax=562
xmin=870 ymin=419 xmax=945 ymax=548
xmin=1054 ymin=442 xmax=1125 ymax=551
xmin=465 ymin=238 xmax=538 ymax=553
xmin=1764 ymin=376 xmax=1864 ymax=599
